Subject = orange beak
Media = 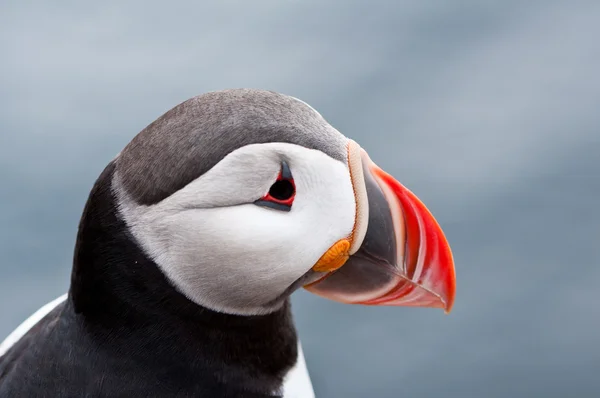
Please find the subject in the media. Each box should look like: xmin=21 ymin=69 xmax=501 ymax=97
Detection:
xmin=306 ymin=144 xmax=456 ymax=313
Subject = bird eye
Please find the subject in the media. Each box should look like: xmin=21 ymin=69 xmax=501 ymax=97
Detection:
xmin=268 ymin=179 xmax=295 ymax=201
xmin=254 ymin=162 xmax=295 ymax=212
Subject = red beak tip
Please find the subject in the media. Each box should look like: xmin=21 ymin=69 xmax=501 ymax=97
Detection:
xmin=443 ymin=297 xmax=455 ymax=314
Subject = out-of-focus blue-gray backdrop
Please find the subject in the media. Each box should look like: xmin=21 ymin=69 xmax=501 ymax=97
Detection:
xmin=1 ymin=1 xmax=599 ymax=397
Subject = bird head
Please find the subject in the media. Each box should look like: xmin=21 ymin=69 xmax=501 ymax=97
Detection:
xmin=104 ymin=89 xmax=455 ymax=316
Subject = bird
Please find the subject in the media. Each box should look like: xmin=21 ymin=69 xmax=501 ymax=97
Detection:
xmin=0 ymin=89 xmax=456 ymax=397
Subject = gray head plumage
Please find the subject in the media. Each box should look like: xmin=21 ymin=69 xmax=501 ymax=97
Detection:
xmin=116 ymin=89 xmax=347 ymax=205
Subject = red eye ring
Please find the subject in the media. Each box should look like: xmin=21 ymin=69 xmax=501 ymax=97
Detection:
xmin=254 ymin=162 xmax=295 ymax=212
xmin=261 ymin=171 xmax=296 ymax=206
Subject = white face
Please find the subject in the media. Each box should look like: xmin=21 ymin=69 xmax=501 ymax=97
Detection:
xmin=113 ymin=142 xmax=357 ymax=315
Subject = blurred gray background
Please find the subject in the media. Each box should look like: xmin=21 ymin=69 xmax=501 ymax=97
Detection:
xmin=1 ymin=1 xmax=599 ymax=397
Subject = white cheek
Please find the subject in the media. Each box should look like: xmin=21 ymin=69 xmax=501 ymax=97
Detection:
xmin=163 ymin=208 xmax=300 ymax=301
xmin=115 ymin=142 xmax=356 ymax=315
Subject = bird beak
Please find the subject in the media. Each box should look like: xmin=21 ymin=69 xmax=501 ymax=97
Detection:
xmin=305 ymin=142 xmax=456 ymax=313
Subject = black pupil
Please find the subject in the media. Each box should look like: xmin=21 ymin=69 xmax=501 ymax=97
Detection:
xmin=269 ymin=179 xmax=295 ymax=201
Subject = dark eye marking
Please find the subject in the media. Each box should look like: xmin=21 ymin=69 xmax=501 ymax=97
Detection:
xmin=254 ymin=161 xmax=296 ymax=212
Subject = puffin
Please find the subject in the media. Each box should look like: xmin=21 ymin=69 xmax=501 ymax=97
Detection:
xmin=0 ymin=89 xmax=456 ymax=397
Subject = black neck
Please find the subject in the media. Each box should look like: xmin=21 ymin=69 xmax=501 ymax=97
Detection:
xmin=69 ymin=162 xmax=298 ymax=394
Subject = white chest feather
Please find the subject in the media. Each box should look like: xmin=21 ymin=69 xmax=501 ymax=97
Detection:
xmin=281 ymin=342 xmax=316 ymax=397
xmin=0 ymin=293 xmax=68 ymax=358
